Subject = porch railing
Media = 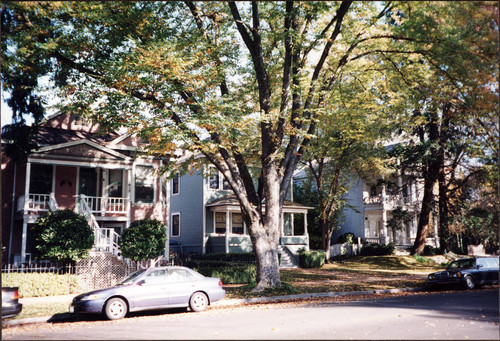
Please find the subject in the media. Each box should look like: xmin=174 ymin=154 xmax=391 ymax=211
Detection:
xmin=25 ymin=194 xmax=51 ymax=212
xmin=80 ymin=195 xmax=129 ymax=215
xmin=363 ymin=194 xmax=412 ymax=207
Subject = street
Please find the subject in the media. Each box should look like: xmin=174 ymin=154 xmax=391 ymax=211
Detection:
xmin=3 ymin=289 xmax=499 ymax=340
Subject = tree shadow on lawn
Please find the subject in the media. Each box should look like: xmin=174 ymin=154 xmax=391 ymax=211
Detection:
xmin=46 ymin=307 xmax=189 ymax=324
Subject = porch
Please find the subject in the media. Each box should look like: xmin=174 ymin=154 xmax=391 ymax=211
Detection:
xmin=205 ymin=195 xmax=311 ymax=254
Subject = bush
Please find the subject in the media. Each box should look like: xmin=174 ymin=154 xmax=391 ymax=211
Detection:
xmin=190 ymin=252 xmax=255 ymax=263
xmin=119 ymin=219 xmax=167 ymax=261
xmin=1 ymin=272 xmax=81 ymax=298
xmin=424 ymin=245 xmax=441 ymax=256
xmin=335 ymin=233 xmax=356 ymax=245
xmin=299 ymin=250 xmax=325 ymax=268
xmin=193 ymin=263 xmax=256 ymax=284
xmin=360 ymin=242 xmax=395 ymax=256
xmin=31 ymin=209 xmax=94 ymax=264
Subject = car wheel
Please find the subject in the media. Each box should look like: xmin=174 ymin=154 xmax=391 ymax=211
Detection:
xmin=104 ymin=297 xmax=127 ymax=320
xmin=189 ymin=292 xmax=208 ymax=312
xmin=464 ymin=276 xmax=476 ymax=290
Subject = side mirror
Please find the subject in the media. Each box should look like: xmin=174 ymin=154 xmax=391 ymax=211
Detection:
xmin=137 ymin=279 xmax=146 ymax=286
xmin=476 ymin=264 xmax=483 ymax=269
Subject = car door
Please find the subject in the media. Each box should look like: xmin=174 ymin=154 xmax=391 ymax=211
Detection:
xmin=165 ymin=268 xmax=197 ymax=306
xmin=130 ymin=269 xmax=170 ymax=309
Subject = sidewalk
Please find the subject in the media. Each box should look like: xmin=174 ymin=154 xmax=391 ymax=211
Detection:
xmin=4 ymin=287 xmax=422 ymax=327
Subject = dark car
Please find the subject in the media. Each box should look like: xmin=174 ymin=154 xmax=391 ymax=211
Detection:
xmin=428 ymin=256 xmax=499 ymax=290
xmin=69 ymin=266 xmax=226 ymax=320
xmin=2 ymin=287 xmax=23 ymax=319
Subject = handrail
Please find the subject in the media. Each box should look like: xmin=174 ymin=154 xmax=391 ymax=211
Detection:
xmin=79 ymin=194 xmax=121 ymax=256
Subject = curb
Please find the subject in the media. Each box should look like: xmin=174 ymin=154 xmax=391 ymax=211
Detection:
xmin=3 ymin=287 xmax=423 ymax=327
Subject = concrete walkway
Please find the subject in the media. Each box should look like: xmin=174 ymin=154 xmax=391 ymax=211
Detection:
xmin=4 ymin=287 xmax=422 ymax=327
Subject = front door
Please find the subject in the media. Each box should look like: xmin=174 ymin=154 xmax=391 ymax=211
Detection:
xmin=79 ymin=167 xmax=97 ymax=197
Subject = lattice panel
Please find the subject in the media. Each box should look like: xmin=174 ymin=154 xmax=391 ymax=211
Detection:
xmin=76 ymin=252 xmax=132 ymax=291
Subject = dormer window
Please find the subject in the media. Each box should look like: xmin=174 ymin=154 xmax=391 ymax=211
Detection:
xmin=73 ymin=115 xmax=88 ymax=126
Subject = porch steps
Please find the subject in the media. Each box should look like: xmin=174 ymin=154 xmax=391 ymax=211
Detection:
xmin=278 ymin=245 xmax=299 ymax=269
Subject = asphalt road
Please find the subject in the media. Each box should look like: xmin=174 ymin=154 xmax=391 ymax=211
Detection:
xmin=3 ymin=289 xmax=499 ymax=340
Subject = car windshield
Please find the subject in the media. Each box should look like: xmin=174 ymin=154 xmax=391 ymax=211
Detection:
xmin=447 ymin=259 xmax=475 ymax=270
xmin=120 ymin=269 xmax=147 ymax=285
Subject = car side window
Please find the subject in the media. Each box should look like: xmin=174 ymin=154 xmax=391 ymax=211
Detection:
xmin=144 ymin=269 xmax=168 ymax=284
xmin=167 ymin=269 xmax=195 ymax=283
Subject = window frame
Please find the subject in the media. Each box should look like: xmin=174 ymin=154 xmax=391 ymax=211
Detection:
xmin=171 ymin=212 xmax=181 ymax=237
xmin=134 ymin=165 xmax=156 ymax=204
xmin=172 ymin=172 xmax=180 ymax=195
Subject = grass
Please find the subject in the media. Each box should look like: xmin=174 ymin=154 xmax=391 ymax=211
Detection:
xmin=9 ymin=255 xmax=446 ymax=320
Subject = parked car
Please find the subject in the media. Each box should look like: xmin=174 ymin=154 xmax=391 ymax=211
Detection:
xmin=428 ymin=256 xmax=499 ymax=290
xmin=69 ymin=266 xmax=226 ymax=320
xmin=2 ymin=287 xmax=23 ymax=319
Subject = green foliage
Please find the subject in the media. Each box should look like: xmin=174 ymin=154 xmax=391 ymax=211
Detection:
xmin=190 ymin=252 xmax=255 ymax=262
xmin=299 ymin=250 xmax=326 ymax=268
xmin=1 ymin=272 xmax=81 ymax=298
xmin=360 ymin=243 xmax=395 ymax=256
xmin=119 ymin=219 xmax=166 ymax=262
xmin=413 ymin=254 xmax=431 ymax=264
xmin=335 ymin=233 xmax=357 ymax=245
xmin=194 ymin=263 xmax=256 ymax=284
xmin=423 ymin=245 xmax=441 ymax=256
xmin=32 ymin=209 xmax=94 ymax=264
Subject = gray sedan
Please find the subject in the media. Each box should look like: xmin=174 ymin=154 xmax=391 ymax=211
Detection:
xmin=70 ymin=266 xmax=226 ymax=320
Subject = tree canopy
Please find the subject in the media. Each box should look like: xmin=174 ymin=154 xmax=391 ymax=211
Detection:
xmin=2 ymin=1 xmax=497 ymax=286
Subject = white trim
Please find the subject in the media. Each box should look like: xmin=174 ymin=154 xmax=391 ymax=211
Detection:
xmin=27 ymin=157 xmax=133 ymax=169
xmin=35 ymin=139 xmax=131 ymax=160
xmin=171 ymin=212 xmax=181 ymax=238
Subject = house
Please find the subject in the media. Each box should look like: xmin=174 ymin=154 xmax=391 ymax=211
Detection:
xmin=294 ymin=154 xmax=440 ymax=250
xmin=2 ymin=113 xmax=311 ymax=266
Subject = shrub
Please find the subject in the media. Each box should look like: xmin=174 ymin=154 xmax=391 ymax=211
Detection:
xmin=299 ymin=249 xmax=325 ymax=268
xmin=335 ymin=233 xmax=356 ymax=245
xmin=193 ymin=263 xmax=256 ymax=284
xmin=360 ymin=242 xmax=395 ymax=256
xmin=1 ymin=272 xmax=81 ymax=298
xmin=424 ymin=245 xmax=441 ymax=256
xmin=31 ymin=209 xmax=94 ymax=264
xmin=413 ymin=254 xmax=431 ymax=264
xmin=119 ymin=219 xmax=167 ymax=261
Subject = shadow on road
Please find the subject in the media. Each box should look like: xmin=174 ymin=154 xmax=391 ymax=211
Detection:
xmin=304 ymin=286 xmax=499 ymax=323
xmin=47 ymin=307 xmax=189 ymax=324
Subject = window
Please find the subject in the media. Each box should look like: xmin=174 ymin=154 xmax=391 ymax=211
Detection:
xmin=208 ymin=167 xmax=231 ymax=190
xmin=231 ymin=213 xmax=244 ymax=234
xmin=108 ymin=169 xmax=123 ymax=197
xmin=171 ymin=213 xmax=180 ymax=237
xmin=29 ymin=164 xmax=53 ymax=194
xmin=144 ymin=269 xmax=167 ymax=284
xmin=209 ymin=169 xmax=219 ymax=189
xmin=215 ymin=212 xmax=226 ymax=234
xmin=172 ymin=173 xmax=180 ymax=195
xmin=135 ymin=165 xmax=155 ymax=203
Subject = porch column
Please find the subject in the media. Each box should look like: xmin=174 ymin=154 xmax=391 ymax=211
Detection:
xmin=21 ymin=162 xmax=31 ymax=264
xmin=381 ymin=178 xmax=389 ymax=244
xmin=101 ymin=169 xmax=108 ymax=216
xmin=225 ymin=210 xmax=230 ymax=253
xmin=126 ymin=168 xmax=133 ymax=229
xmin=304 ymin=212 xmax=309 ymax=251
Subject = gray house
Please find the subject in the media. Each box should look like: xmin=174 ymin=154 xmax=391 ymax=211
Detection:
xmin=167 ymin=165 xmax=312 ymax=258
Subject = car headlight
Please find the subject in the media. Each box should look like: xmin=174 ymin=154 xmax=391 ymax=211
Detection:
xmin=428 ymin=274 xmax=434 ymax=280
xmin=81 ymin=294 xmax=100 ymax=301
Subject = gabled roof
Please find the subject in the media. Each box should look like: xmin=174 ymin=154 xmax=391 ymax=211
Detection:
xmin=36 ymin=126 xmax=120 ymax=146
xmin=31 ymin=139 xmax=132 ymax=163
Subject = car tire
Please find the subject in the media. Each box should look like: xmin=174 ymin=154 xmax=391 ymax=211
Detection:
xmin=464 ymin=276 xmax=476 ymax=290
xmin=104 ymin=297 xmax=127 ymax=320
xmin=189 ymin=292 xmax=208 ymax=312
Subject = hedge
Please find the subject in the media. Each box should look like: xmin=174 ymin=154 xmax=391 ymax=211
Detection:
xmin=299 ymin=250 xmax=326 ymax=268
xmin=1 ymin=272 xmax=81 ymax=298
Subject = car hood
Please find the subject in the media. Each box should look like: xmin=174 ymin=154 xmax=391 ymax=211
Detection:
xmin=73 ymin=286 xmax=122 ymax=301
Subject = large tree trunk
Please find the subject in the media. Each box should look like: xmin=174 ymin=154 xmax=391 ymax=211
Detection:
xmin=411 ymin=111 xmax=441 ymax=255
